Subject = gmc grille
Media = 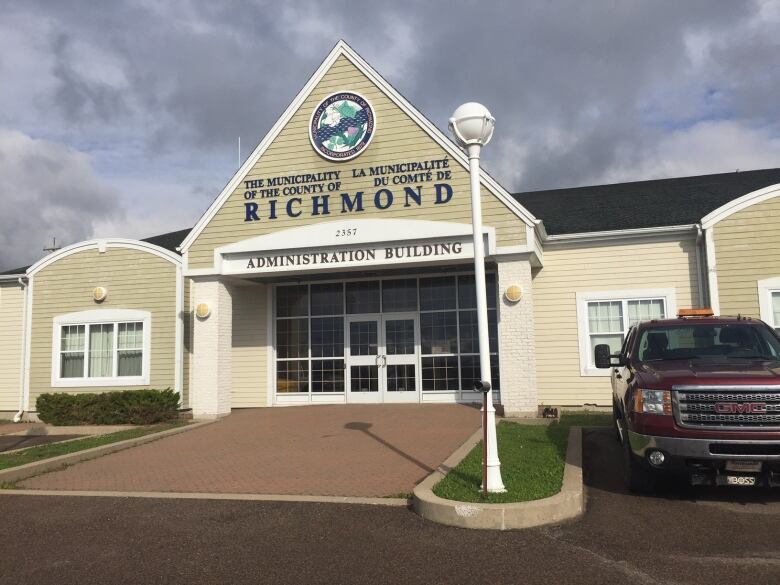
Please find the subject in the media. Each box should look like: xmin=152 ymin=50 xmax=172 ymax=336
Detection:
xmin=673 ymin=386 xmax=780 ymax=431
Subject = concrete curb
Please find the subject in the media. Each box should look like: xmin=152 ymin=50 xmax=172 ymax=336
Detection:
xmin=8 ymin=425 xmax=137 ymax=436
xmin=412 ymin=426 xmax=584 ymax=530
xmin=0 ymin=420 xmax=215 ymax=485
xmin=0 ymin=489 xmax=409 ymax=507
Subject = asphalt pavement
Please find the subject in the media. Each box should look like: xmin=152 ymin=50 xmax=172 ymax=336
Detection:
xmin=1 ymin=427 xmax=778 ymax=585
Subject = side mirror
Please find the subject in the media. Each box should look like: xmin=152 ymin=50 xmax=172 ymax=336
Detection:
xmin=594 ymin=344 xmax=614 ymax=369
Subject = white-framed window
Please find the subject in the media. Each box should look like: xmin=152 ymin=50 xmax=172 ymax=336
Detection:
xmin=757 ymin=277 xmax=780 ymax=333
xmin=52 ymin=309 xmax=151 ymax=387
xmin=576 ymin=289 xmax=677 ymax=376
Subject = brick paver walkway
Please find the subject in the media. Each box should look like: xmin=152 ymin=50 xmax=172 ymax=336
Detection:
xmin=20 ymin=404 xmax=480 ymax=497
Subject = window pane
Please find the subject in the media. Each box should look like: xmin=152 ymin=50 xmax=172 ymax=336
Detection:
xmin=276 ymin=285 xmax=308 ymax=317
xmin=458 ymin=309 xmax=499 ymax=354
xmin=276 ymin=319 xmax=308 ymax=358
xmin=382 ymin=279 xmax=418 ymax=312
xmin=459 ymin=355 xmax=501 ymax=391
xmin=422 ymin=356 xmax=458 ymax=390
xmin=385 ymin=318 xmax=415 ymax=355
xmin=349 ymin=320 xmax=378 ymax=356
xmin=628 ymin=299 xmax=665 ymax=326
xmin=88 ymin=324 xmax=114 ymax=377
xmin=117 ymin=322 xmax=143 ymax=349
xmin=588 ymin=301 xmax=623 ymax=333
xmin=310 ymin=283 xmax=343 ymax=316
xmin=276 ymin=360 xmax=309 ymax=393
xmin=60 ymin=353 xmax=84 ymax=378
xmin=772 ymin=292 xmax=780 ymax=327
xmin=346 ymin=281 xmax=380 ymax=314
xmin=61 ymin=325 xmax=85 ymax=351
xmin=419 ymin=276 xmax=456 ymax=311
xmin=311 ymin=359 xmax=344 ymax=392
xmin=118 ymin=351 xmax=142 ymax=376
xmin=311 ymin=317 xmax=344 ymax=357
xmin=350 ymin=365 xmax=378 ymax=392
xmin=457 ymin=274 xmax=497 ymax=309
xmin=590 ymin=334 xmax=624 ymax=365
xmin=421 ymin=311 xmax=457 ymax=354
xmin=387 ymin=364 xmax=415 ymax=392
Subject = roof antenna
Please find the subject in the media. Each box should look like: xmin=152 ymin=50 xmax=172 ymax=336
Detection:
xmin=43 ymin=237 xmax=61 ymax=253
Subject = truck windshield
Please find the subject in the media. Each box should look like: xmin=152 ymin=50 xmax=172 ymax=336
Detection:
xmin=636 ymin=324 xmax=780 ymax=362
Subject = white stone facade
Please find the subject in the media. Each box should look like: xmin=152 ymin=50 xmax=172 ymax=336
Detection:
xmin=496 ymin=256 xmax=538 ymax=417
xmin=190 ymin=277 xmax=233 ymax=418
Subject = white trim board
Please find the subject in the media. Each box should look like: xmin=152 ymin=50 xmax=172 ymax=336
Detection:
xmin=27 ymin=239 xmax=181 ymax=277
xmin=178 ymin=40 xmax=538 ymax=255
xmin=701 ymin=183 xmax=780 ymax=229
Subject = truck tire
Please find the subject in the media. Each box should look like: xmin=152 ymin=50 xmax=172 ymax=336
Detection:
xmin=624 ymin=439 xmax=657 ymax=493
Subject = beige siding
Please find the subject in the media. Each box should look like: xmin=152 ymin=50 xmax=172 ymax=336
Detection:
xmin=714 ymin=196 xmax=780 ymax=317
xmin=188 ymin=56 xmax=525 ymax=269
xmin=532 ymin=235 xmax=701 ymax=406
xmin=0 ymin=282 xmax=25 ymax=410
xmin=29 ymin=247 xmax=178 ymax=406
xmin=231 ymin=284 xmax=268 ymax=407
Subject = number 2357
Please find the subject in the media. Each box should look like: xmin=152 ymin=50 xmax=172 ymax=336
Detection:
xmin=335 ymin=228 xmax=357 ymax=237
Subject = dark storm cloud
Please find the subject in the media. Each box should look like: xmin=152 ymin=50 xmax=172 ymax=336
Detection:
xmin=0 ymin=0 xmax=778 ymax=269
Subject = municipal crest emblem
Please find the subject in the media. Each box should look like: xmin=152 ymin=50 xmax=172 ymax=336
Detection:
xmin=309 ymin=92 xmax=375 ymax=161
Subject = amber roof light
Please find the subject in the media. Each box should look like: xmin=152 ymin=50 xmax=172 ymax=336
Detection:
xmin=677 ymin=308 xmax=715 ymax=318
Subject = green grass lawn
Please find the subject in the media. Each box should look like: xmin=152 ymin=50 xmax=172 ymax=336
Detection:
xmin=432 ymin=413 xmax=610 ymax=504
xmin=0 ymin=423 xmax=183 ymax=473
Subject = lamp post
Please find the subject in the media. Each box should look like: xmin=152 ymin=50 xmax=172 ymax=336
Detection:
xmin=449 ymin=103 xmax=506 ymax=493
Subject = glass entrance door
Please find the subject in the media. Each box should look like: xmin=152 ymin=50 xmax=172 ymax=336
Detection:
xmin=345 ymin=313 xmax=420 ymax=403
xmin=382 ymin=313 xmax=419 ymax=403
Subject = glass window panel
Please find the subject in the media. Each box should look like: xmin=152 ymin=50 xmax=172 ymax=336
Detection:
xmin=458 ymin=355 xmax=501 ymax=391
xmin=590 ymin=334 xmax=624 ymax=365
xmin=311 ymin=317 xmax=344 ymax=358
xmin=61 ymin=325 xmax=85 ymax=352
xmin=349 ymin=321 xmax=378 ymax=356
xmin=419 ymin=276 xmax=456 ymax=311
xmin=60 ymin=353 xmax=84 ymax=378
xmin=382 ymin=279 xmax=418 ymax=312
xmin=457 ymin=274 xmax=497 ymax=309
xmin=118 ymin=350 xmax=142 ymax=376
xmin=385 ymin=318 xmax=415 ymax=355
xmin=421 ymin=356 xmax=459 ymax=391
xmin=421 ymin=311 xmax=457 ymax=354
xmin=276 ymin=285 xmax=309 ymax=317
xmin=350 ymin=365 xmax=378 ymax=392
xmin=772 ymin=292 xmax=780 ymax=328
xmin=276 ymin=360 xmax=309 ymax=393
xmin=311 ymin=359 xmax=344 ymax=392
xmin=276 ymin=318 xmax=308 ymax=358
xmin=117 ymin=322 xmax=143 ymax=349
xmin=346 ymin=281 xmax=380 ymax=314
xmin=387 ymin=364 xmax=415 ymax=392
xmin=88 ymin=324 xmax=114 ymax=377
xmin=628 ymin=299 xmax=665 ymax=326
xmin=588 ymin=301 xmax=623 ymax=334
xmin=310 ymin=283 xmax=344 ymax=316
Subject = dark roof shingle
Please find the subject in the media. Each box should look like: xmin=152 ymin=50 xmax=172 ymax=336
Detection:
xmin=513 ymin=167 xmax=780 ymax=235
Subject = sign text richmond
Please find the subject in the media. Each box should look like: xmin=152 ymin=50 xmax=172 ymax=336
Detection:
xmin=241 ymin=157 xmax=453 ymax=222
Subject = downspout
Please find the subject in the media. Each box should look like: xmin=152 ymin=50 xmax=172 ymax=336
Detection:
xmin=693 ymin=224 xmax=707 ymax=308
xmin=13 ymin=277 xmax=28 ymax=422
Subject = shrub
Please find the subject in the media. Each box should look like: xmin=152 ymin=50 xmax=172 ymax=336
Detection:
xmin=36 ymin=389 xmax=180 ymax=426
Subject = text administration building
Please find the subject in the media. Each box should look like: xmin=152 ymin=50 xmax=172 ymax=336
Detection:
xmin=1 ymin=41 xmax=779 ymax=419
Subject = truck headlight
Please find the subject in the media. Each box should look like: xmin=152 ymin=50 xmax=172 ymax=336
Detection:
xmin=633 ymin=389 xmax=672 ymax=415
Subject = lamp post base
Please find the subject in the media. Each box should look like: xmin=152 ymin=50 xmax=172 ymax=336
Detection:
xmin=481 ymin=401 xmax=506 ymax=493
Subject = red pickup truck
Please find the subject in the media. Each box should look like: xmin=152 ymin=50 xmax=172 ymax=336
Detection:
xmin=595 ymin=310 xmax=780 ymax=492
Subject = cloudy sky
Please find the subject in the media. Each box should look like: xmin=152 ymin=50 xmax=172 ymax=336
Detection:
xmin=1 ymin=0 xmax=779 ymax=270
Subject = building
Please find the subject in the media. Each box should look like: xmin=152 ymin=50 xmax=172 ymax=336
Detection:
xmin=1 ymin=41 xmax=779 ymax=420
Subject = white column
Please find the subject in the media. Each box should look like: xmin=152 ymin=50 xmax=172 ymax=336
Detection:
xmin=497 ymin=256 xmax=538 ymax=417
xmin=191 ymin=277 xmax=233 ymax=418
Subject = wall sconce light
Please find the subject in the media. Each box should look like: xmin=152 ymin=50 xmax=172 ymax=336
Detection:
xmin=93 ymin=286 xmax=108 ymax=302
xmin=504 ymin=285 xmax=522 ymax=303
xmin=195 ymin=303 xmax=211 ymax=319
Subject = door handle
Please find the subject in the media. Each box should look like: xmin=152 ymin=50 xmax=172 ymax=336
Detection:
xmin=382 ymin=355 xmax=387 ymax=367
xmin=375 ymin=355 xmax=382 ymax=367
